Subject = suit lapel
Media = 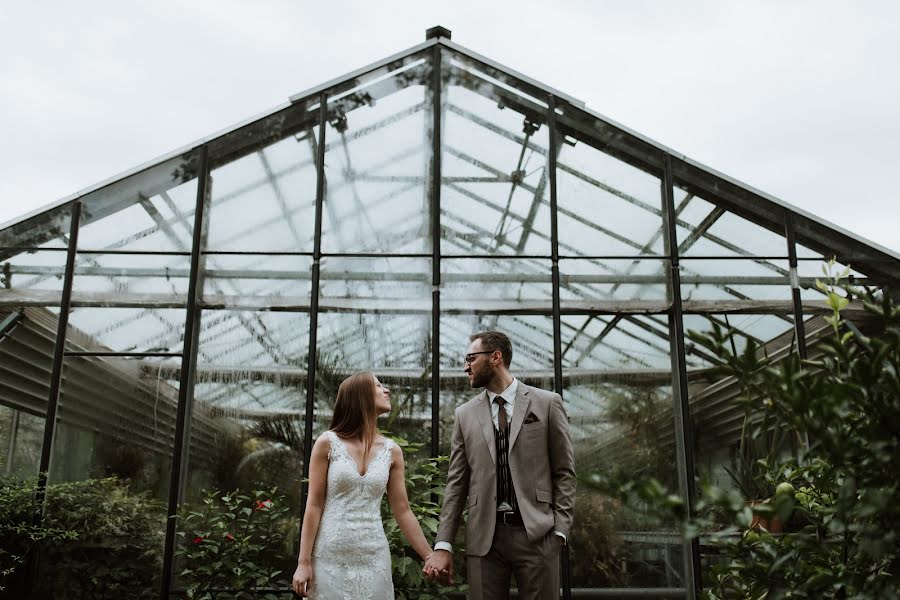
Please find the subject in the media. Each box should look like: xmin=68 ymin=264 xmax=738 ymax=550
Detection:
xmin=508 ymin=383 xmax=531 ymax=451
xmin=476 ymin=391 xmax=497 ymax=465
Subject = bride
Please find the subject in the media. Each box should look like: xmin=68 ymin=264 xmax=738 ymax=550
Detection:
xmin=291 ymin=372 xmax=434 ymax=598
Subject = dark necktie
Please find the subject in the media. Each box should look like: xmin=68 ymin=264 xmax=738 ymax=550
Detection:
xmin=494 ymin=396 xmax=508 ymax=432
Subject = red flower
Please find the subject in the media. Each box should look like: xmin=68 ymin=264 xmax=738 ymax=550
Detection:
xmin=225 ymin=533 xmax=235 ymax=542
xmin=192 ymin=536 xmax=204 ymax=545
xmin=255 ymin=499 xmax=273 ymax=510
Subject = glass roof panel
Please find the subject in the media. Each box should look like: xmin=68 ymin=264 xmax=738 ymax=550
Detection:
xmin=559 ymin=258 xmax=668 ymax=304
xmin=192 ymin=310 xmax=310 ymax=413
xmin=206 ymin=134 xmax=317 ymax=252
xmin=557 ymin=136 xmax=664 ymax=258
xmin=320 ymin=58 xmax=432 ymax=254
xmin=63 ymin=252 xmax=189 ymax=351
xmin=200 ymin=255 xmax=313 ymax=310
xmin=679 ymin=258 xmax=791 ymax=302
xmin=442 ymin=258 xmax=552 ymax=313
xmin=0 ymin=249 xmax=69 ymax=305
xmin=69 ymin=252 xmax=190 ymax=302
xmin=319 ymin=256 xmax=430 ymax=316
xmin=674 ymin=189 xmax=788 ymax=258
xmin=441 ymin=51 xmax=551 ymax=256
xmin=682 ymin=312 xmax=796 ymax=369
xmin=561 ymin=314 xmax=672 ymax=371
xmin=76 ymin=150 xmax=202 ymax=252
xmin=0 ymin=203 xmax=72 ymax=250
xmin=64 ymin=307 xmax=185 ymax=354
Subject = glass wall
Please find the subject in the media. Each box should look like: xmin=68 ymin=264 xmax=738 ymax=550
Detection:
xmin=2 ymin=39 xmax=899 ymax=600
xmin=0 ymin=205 xmax=73 ymax=476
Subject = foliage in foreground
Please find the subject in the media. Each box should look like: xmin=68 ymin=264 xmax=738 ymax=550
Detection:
xmin=592 ymin=275 xmax=900 ymax=599
xmin=0 ymin=476 xmax=164 ymax=598
xmin=176 ymin=488 xmax=295 ymax=600
xmin=381 ymin=436 xmax=468 ymax=600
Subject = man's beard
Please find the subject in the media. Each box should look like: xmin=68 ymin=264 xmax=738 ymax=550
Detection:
xmin=469 ymin=368 xmax=492 ymax=389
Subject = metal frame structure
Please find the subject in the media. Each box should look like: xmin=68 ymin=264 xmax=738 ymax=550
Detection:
xmin=2 ymin=28 xmax=899 ymax=600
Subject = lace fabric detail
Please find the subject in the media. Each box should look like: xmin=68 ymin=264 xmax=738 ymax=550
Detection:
xmin=310 ymin=431 xmax=395 ymax=599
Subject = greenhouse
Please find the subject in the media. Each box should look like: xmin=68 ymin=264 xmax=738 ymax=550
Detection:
xmin=1 ymin=27 xmax=898 ymax=599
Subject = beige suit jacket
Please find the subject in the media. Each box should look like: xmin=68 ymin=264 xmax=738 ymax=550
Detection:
xmin=436 ymin=382 xmax=576 ymax=557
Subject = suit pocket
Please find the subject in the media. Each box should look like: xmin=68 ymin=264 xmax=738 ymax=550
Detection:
xmin=535 ymin=488 xmax=552 ymax=504
xmin=522 ymin=420 xmax=542 ymax=433
xmin=467 ymin=490 xmax=478 ymax=508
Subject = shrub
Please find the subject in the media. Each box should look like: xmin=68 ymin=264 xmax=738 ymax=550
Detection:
xmin=381 ymin=436 xmax=468 ymax=600
xmin=1 ymin=476 xmax=165 ymax=598
xmin=588 ymin=266 xmax=900 ymax=598
xmin=176 ymin=488 xmax=295 ymax=600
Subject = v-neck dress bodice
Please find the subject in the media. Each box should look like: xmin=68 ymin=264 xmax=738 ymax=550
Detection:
xmin=310 ymin=431 xmax=395 ymax=599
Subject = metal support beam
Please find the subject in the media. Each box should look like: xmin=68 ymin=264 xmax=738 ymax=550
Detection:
xmin=0 ymin=309 xmax=23 ymax=341
xmin=160 ymin=146 xmax=209 ymax=600
xmin=785 ymin=213 xmax=807 ymax=359
xmin=27 ymin=200 xmax=81 ymax=596
xmin=5 ymin=409 xmax=20 ymax=476
xmin=35 ymin=201 xmax=80 ymax=486
xmin=431 ymin=45 xmax=443 ymax=458
xmin=662 ymin=154 xmax=701 ymax=597
xmin=548 ymin=96 xmax=572 ymax=600
xmin=301 ymin=93 xmax=328 ymax=509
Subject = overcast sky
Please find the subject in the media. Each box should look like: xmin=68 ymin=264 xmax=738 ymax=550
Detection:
xmin=1 ymin=1 xmax=898 ymax=253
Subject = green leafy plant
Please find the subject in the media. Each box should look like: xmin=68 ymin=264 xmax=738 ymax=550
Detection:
xmin=602 ymin=385 xmax=674 ymax=486
xmin=688 ymin=321 xmax=788 ymax=502
xmin=381 ymin=436 xmax=468 ymax=600
xmin=176 ymin=488 xmax=295 ymax=600
xmin=592 ymin=263 xmax=900 ymax=598
xmin=0 ymin=475 xmax=76 ymax=593
xmin=569 ymin=382 xmax=682 ymax=586
xmin=567 ymin=491 xmax=627 ymax=587
xmin=1 ymin=475 xmax=165 ymax=598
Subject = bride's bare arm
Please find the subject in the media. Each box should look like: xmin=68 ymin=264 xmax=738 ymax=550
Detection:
xmin=386 ymin=444 xmax=433 ymax=562
xmin=292 ymin=435 xmax=330 ymax=596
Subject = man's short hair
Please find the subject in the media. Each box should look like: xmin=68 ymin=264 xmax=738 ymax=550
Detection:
xmin=470 ymin=331 xmax=512 ymax=368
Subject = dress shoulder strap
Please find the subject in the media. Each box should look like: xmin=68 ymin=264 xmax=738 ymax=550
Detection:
xmin=382 ymin=436 xmax=396 ymax=466
xmin=324 ymin=430 xmax=340 ymax=460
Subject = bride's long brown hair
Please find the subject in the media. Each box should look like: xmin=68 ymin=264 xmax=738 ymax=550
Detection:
xmin=329 ymin=371 xmax=379 ymax=461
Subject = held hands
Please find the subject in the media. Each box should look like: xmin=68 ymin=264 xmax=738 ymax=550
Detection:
xmin=422 ymin=549 xmax=453 ymax=585
xmin=292 ymin=561 xmax=313 ymax=597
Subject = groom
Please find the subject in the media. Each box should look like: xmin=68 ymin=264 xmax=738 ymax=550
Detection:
xmin=424 ymin=331 xmax=576 ymax=599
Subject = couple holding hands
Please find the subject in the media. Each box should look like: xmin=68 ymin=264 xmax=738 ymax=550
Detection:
xmin=292 ymin=331 xmax=576 ymax=600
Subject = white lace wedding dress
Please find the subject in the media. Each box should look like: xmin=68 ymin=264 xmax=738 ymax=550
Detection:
xmin=310 ymin=431 xmax=395 ymax=599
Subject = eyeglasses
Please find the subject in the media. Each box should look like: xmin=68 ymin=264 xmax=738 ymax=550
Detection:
xmin=464 ymin=351 xmax=494 ymax=364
